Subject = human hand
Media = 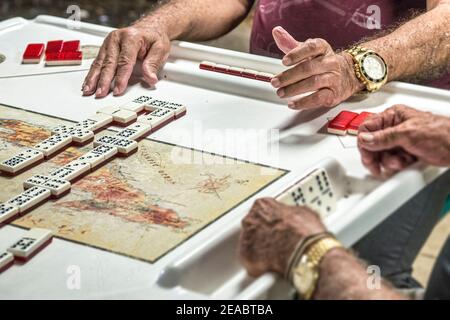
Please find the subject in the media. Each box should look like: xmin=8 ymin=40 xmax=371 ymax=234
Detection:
xmin=358 ymin=104 xmax=450 ymax=176
xmin=270 ymin=26 xmax=364 ymax=110
xmin=82 ymin=23 xmax=171 ymax=98
xmin=238 ymin=198 xmax=326 ymax=277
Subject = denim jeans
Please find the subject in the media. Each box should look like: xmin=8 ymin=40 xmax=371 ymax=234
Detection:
xmin=425 ymin=235 xmax=450 ymax=299
xmin=353 ymin=170 xmax=450 ymax=288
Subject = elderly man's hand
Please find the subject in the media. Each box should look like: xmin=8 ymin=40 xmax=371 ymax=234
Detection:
xmin=358 ymin=105 xmax=450 ymax=177
xmin=270 ymin=26 xmax=364 ymax=110
xmin=82 ymin=23 xmax=171 ymax=98
xmin=238 ymin=198 xmax=326 ymax=277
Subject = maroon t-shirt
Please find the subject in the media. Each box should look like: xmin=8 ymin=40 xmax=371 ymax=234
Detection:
xmin=250 ymin=0 xmax=449 ymax=90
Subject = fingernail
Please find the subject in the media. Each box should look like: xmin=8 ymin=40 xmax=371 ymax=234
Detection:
xmin=271 ymin=78 xmax=281 ymax=88
xmin=83 ymin=85 xmax=90 ymax=93
xmin=282 ymin=57 xmax=292 ymax=65
xmin=360 ymin=133 xmax=374 ymax=142
xmin=288 ymin=102 xmax=295 ymax=108
xmin=277 ymin=88 xmax=285 ymax=98
xmin=113 ymin=87 xmax=120 ymax=96
xmin=95 ymin=88 xmax=102 ymax=96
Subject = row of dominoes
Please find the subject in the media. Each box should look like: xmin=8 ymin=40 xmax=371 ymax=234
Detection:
xmin=23 ymin=40 xmax=82 ymax=66
xmin=0 ymin=97 xmax=186 ymax=224
xmin=276 ymin=168 xmax=337 ymax=218
xmin=0 ymin=228 xmax=53 ymax=273
xmin=199 ymin=61 xmax=275 ymax=82
xmin=0 ymin=96 xmax=187 ymax=175
xmin=327 ymin=111 xmax=373 ymax=136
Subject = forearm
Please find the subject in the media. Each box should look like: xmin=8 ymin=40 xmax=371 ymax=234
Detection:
xmin=363 ymin=1 xmax=450 ymax=82
xmin=313 ymin=248 xmax=406 ymax=300
xmin=134 ymin=0 xmax=253 ymax=41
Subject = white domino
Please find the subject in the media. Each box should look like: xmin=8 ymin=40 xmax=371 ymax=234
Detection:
xmin=0 ymin=149 xmax=44 ymax=174
xmin=8 ymin=228 xmax=53 ymax=260
xmin=49 ymin=167 xmax=77 ymax=182
xmin=115 ymin=122 xmax=152 ymax=141
xmin=145 ymin=99 xmax=186 ymax=118
xmin=73 ymin=113 xmax=113 ymax=131
xmin=68 ymin=128 xmax=94 ymax=144
xmin=41 ymin=178 xmax=71 ymax=197
xmin=51 ymin=125 xmax=74 ymax=135
xmin=61 ymin=161 xmax=91 ymax=179
xmin=112 ymin=109 xmax=137 ymax=125
xmin=90 ymin=144 xmax=118 ymax=161
xmin=276 ymin=168 xmax=336 ymax=218
xmin=7 ymin=186 xmax=51 ymax=213
xmin=0 ymin=203 xmax=19 ymax=224
xmin=120 ymin=95 xmax=152 ymax=113
xmin=0 ymin=251 xmax=14 ymax=272
xmin=33 ymin=133 xmax=72 ymax=157
xmin=137 ymin=108 xmax=174 ymax=131
xmin=23 ymin=174 xmax=50 ymax=189
xmin=97 ymin=105 xmax=121 ymax=116
xmin=94 ymin=135 xmax=137 ymax=155
xmin=76 ymin=151 xmax=106 ymax=169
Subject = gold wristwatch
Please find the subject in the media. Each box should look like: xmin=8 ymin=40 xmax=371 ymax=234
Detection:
xmin=292 ymin=237 xmax=343 ymax=300
xmin=345 ymin=46 xmax=388 ymax=93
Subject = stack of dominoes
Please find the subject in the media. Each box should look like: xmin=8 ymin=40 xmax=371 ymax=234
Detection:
xmin=0 ymin=228 xmax=53 ymax=273
xmin=22 ymin=40 xmax=83 ymax=66
xmin=327 ymin=111 xmax=373 ymax=136
xmin=199 ymin=61 xmax=275 ymax=82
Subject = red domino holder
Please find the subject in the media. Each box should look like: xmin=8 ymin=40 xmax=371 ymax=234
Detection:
xmin=327 ymin=111 xmax=359 ymax=136
xmin=347 ymin=112 xmax=373 ymax=135
xmin=22 ymin=43 xmax=45 ymax=64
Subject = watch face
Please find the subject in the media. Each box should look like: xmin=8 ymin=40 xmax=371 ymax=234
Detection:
xmin=361 ymin=53 xmax=386 ymax=82
xmin=293 ymin=259 xmax=317 ymax=295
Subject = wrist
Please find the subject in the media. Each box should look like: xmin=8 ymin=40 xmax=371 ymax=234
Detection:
xmin=341 ymin=52 xmax=366 ymax=94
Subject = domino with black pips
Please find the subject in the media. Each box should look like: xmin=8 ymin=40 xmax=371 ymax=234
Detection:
xmin=0 ymin=148 xmax=44 ymax=175
xmin=73 ymin=113 xmax=113 ymax=132
xmin=7 ymin=186 xmax=51 ymax=214
xmin=23 ymin=174 xmax=50 ymax=189
xmin=97 ymin=105 xmax=121 ymax=116
xmin=68 ymin=128 xmax=94 ymax=145
xmin=94 ymin=135 xmax=138 ymax=155
xmin=0 ymin=251 xmax=14 ymax=273
xmin=51 ymin=125 xmax=74 ymax=135
xmin=33 ymin=133 xmax=73 ymax=157
xmin=7 ymin=228 xmax=53 ymax=262
xmin=59 ymin=161 xmax=91 ymax=182
xmin=76 ymin=152 xmax=106 ymax=170
xmin=120 ymin=95 xmax=152 ymax=113
xmin=138 ymin=108 xmax=175 ymax=132
xmin=146 ymin=99 xmax=186 ymax=119
xmin=115 ymin=122 xmax=152 ymax=141
xmin=90 ymin=144 xmax=118 ymax=161
xmin=41 ymin=178 xmax=72 ymax=197
xmin=276 ymin=168 xmax=337 ymax=218
xmin=0 ymin=203 xmax=19 ymax=226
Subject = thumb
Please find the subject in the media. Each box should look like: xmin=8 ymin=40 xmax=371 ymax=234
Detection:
xmin=358 ymin=126 xmax=408 ymax=152
xmin=272 ymin=26 xmax=299 ymax=54
xmin=142 ymin=41 xmax=169 ymax=86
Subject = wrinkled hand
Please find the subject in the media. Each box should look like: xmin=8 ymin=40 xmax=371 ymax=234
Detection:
xmin=358 ymin=104 xmax=450 ymax=176
xmin=238 ymin=198 xmax=326 ymax=277
xmin=270 ymin=26 xmax=363 ymax=110
xmin=82 ymin=24 xmax=171 ymax=98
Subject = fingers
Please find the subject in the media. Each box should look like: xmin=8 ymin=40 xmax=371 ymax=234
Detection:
xmin=287 ymin=88 xmax=335 ymax=110
xmin=142 ymin=40 xmax=169 ymax=87
xmin=359 ymin=147 xmax=382 ymax=177
xmin=82 ymin=45 xmax=107 ymax=96
xmin=112 ymin=39 xmax=141 ymax=96
xmin=358 ymin=125 xmax=410 ymax=152
xmin=94 ymin=33 xmax=121 ymax=98
xmin=272 ymin=26 xmax=299 ymax=55
xmin=283 ymin=38 xmax=331 ymax=66
xmin=277 ymin=73 xmax=334 ymax=99
xmin=272 ymin=56 xmax=338 ymax=89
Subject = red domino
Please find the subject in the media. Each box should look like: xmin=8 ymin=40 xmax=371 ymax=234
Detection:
xmin=62 ymin=40 xmax=80 ymax=52
xmin=242 ymin=69 xmax=258 ymax=79
xmin=327 ymin=111 xmax=359 ymax=135
xmin=213 ymin=64 xmax=229 ymax=73
xmin=347 ymin=112 xmax=373 ymax=135
xmin=46 ymin=51 xmax=82 ymax=66
xmin=199 ymin=61 xmax=216 ymax=71
xmin=45 ymin=40 xmax=64 ymax=54
xmin=22 ymin=43 xmax=45 ymax=63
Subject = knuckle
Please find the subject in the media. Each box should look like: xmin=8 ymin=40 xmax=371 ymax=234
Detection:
xmin=301 ymin=60 xmax=313 ymax=74
xmin=91 ymin=59 xmax=103 ymax=69
xmin=320 ymin=91 xmax=334 ymax=108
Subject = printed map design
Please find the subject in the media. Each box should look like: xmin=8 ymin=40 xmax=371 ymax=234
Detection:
xmin=0 ymin=105 xmax=287 ymax=262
